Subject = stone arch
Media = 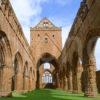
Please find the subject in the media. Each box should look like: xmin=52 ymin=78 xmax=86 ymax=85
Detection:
xmin=37 ymin=53 xmax=58 ymax=69
xmin=36 ymin=52 xmax=58 ymax=89
xmin=0 ymin=31 xmax=12 ymax=66
xmin=24 ymin=61 xmax=28 ymax=76
xmin=23 ymin=61 xmax=29 ymax=91
xmin=14 ymin=52 xmax=23 ymax=74
xmin=82 ymin=28 xmax=100 ymax=97
xmin=0 ymin=31 xmax=12 ymax=96
xmin=12 ymin=52 xmax=23 ymax=91
xmin=44 ymin=69 xmax=52 ymax=74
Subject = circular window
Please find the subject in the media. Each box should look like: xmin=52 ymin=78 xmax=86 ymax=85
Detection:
xmin=44 ymin=37 xmax=48 ymax=43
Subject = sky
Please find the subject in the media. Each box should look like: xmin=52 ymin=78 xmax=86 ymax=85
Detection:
xmin=10 ymin=0 xmax=100 ymax=70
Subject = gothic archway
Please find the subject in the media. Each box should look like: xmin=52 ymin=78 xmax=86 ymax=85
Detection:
xmin=23 ymin=61 xmax=29 ymax=91
xmin=0 ymin=31 xmax=12 ymax=94
xmin=12 ymin=52 xmax=23 ymax=91
xmin=36 ymin=53 xmax=58 ymax=89
xmin=82 ymin=29 xmax=100 ymax=97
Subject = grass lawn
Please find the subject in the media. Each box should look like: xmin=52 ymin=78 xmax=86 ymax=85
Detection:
xmin=0 ymin=89 xmax=100 ymax=100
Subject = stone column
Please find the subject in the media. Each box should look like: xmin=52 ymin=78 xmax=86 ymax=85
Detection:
xmin=83 ymin=56 xmax=97 ymax=97
xmin=39 ymin=72 xmax=43 ymax=89
xmin=15 ymin=72 xmax=23 ymax=92
xmin=68 ymin=70 xmax=73 ymax=92
xmin=29 ymin=73 xmax=33 ymax=91
xmin=72 ymin=64 xmax=82 ymax=93
xmin=64 ymin=76 xmax=68 ymax=91
xmin=72 ymin=68 xmax=78 ymax=93
xmin=77 ymin=64 xmax=83 ymax=93
xmin=23 ymin=72 xmax=29 ymax=92
xmin=61 ymin=78 xmax=64 ymax=89
xmin=56 ymin=73 xmax=60 ymax=88
xmin=0 ymin=66 xmax=12 ymax=97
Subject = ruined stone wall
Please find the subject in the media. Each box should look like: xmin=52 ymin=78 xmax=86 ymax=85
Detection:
xmin=58 ymin=0 xmax=100 ymax=97
xmin=0 ymin=0 xmax=36 ymax=96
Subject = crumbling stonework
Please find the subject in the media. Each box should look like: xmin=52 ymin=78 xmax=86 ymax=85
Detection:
xmin=0 ymin=0 xmax=36 ymax=96
xmin=0 ymin=0 xmax=100 ymax=98
xmin=58 ymin=0 xmax=100 ymax=97
xmin=30 ymin=18 xmax=62 ymax=88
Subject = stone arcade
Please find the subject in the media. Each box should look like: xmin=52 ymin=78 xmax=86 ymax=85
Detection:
xmin=0 ymin=0 xmax=100 ymax=98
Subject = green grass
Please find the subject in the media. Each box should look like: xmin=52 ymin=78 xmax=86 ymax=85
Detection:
xmin=0 ymin=89 xmax=100 ymax=100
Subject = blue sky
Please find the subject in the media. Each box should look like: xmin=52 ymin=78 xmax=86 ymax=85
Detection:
xmin=10 ymin=0 xmax=100 ymax=70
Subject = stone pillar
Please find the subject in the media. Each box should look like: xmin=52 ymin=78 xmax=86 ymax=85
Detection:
xmin=72 ymin=64 xmax=82 ymax=93
xmin=72 ymin=70 xmax=77 ymax=93
xmin=39 ymin=72 xmax=43 ymax=89
xmin=23 ymin=75 xmax=29 ymax=92
xmin=60 ymin=78 xmax=64 ymax=89
xmin=83 ymin=56 xmax=97 ymax=97
xmin=68 ymin=70 xmax=73 ymax=92
xmin=56 ymin=73 xmax=60 ymax=88
xmin=15 ymin=72 xmax=23 ymax=92
xmin=77 ymin=64 xmax=83 ymax=93
xmin=0 ymin=66 xmax=12 ymax=97
xmin=64 ymin=76 xmax=68 ymax=91
xmin=29 ymin=74 xmax=33 ymax=91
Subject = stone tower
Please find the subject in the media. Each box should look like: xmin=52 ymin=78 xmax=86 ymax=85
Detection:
xmin=30 ymin=18 xmax=62 ymax=88
xmin=30 ymin=18 xmax=62 ymax=65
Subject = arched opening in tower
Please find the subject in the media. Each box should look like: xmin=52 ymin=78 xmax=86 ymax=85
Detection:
xmin=36 ymin=53 xmax=58 ymax=89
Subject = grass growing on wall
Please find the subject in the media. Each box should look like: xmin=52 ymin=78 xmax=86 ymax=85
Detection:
xmin=0 ymin=89 xmax=100 ymax=100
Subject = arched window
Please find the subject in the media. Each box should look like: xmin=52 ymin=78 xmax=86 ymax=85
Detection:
xmin=42 ymin=71 xmax=52 ymax=83
xmin=14 ymin=52 xmax=23 ymax=74
xmin=0 ymin=46 xmax=4 ymax=67
xmin=44 ymin=36 xmax=48 ymax=43
xmin=52 ymin=35 xmax=55 ymax=38
xmin=38 ymin=34 xmax=40 ymax=37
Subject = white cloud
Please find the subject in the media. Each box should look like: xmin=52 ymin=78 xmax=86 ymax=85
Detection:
xmin=10 ymin=0 xmax=73 ymax=44
xmin=10 ymin=0 xmax=48 ymax=43
xmin=62 ymin=25 xmax=71 ymax=47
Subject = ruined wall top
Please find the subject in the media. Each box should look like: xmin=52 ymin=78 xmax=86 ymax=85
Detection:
xmin=31 ymin=17 xmax=61 ymax=31
xmin=0 ymin=0 xmax=34 ymax=62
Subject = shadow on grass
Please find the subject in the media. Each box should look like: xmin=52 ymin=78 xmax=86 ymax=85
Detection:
xmin=0 ymin=89 xmax=100 ymax=100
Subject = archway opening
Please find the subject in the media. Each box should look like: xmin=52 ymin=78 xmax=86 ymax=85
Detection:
xmin=23 ymin=61 xmax=29 ymax=91
xmin=0 ymin=31 xmax=12 ymax=93
xmin=12 ymin=52 xmax=23 ymax=91
xmin=82 ymin=35 xmax=100 ymax=96
xmin=0 ymin=42 xmax=5 ymax=91
xmin=95 ymin=38 xmax=100 ymax=93
xmin=42 ymin=63 xmax=55 ymax=88
xmin=36 ymin=53 xmax=58 ymax=89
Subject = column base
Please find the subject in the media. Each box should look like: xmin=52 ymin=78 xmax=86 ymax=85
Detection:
xmin=0 ymin=92 xmax=12 ymax=97
xmin=84 ymin=92 xmax=97 ymax=97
